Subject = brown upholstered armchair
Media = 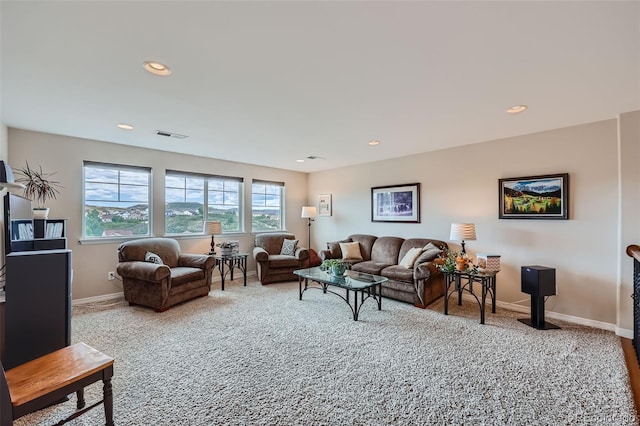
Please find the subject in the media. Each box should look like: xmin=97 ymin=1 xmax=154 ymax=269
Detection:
xmin=116 ymin=238 xmax=215 ymax=312
xmin=253 ymin=232 xmax=309 ymax=284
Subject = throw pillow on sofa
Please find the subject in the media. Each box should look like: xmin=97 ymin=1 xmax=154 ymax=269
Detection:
xmin=280 ymin=239 xmax=298 ymax=256
xmin=414 ymin=242 xmax=442 ymax=266
xmin=399 ymin=247 xmax=423 ymax=268
xmin=339 ymin=242 xmax=363 ymax=261
xmin=327 ymin=238 xmax=352 ymax=258
xmin=144 ymin=251 xmax=163 ymax=265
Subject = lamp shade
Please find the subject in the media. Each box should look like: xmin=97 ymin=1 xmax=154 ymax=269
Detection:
xmin=449 ymin=223 xmax=476 ymax=241
xmin=204 ymin=221 xmax=222 ymax=235
xmin=301 ymin=206 xmax=317 ymax=219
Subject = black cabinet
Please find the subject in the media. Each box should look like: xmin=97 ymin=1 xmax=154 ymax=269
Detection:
xmin=1 ymin=249 xmax=72 ymax=369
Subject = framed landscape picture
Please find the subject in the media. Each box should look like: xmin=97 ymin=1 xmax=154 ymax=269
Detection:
xmin=371 ymin=183 xmax=420 ymax=223
xmin=498 ymin=173 xmax=569 ymax=220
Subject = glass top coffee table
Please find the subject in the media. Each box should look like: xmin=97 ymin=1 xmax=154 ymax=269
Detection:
xmin=294 ymin=267 xmax=388 ymax=321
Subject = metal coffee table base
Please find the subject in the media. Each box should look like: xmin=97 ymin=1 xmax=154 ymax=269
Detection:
xmin=298 ymin=278 xmax=382 ymax=321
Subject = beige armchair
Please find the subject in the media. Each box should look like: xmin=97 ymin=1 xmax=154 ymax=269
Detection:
xmin=253 ymin=232 xmax=309 ymax=284
xmin=116 ymin=238 xmax=215 ymax=312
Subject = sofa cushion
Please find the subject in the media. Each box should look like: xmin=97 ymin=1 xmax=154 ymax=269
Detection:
xmin=171 ymin=267 xmax=205 ymax=286
xmin=380 ymin=265 xmax=414 ymax=283
xmin=280 ymin=239 xmax=298 ymax=256
xmin=351 ymin=260 xmax=392 ymax=275
xmin=370 ymin=236 xmax=404 ymax=264
xmin=399 ymin=247 xmax=422 ymax=268
xmin=255 ymin=232 xmax=297 ymax=255
xmin=327 ymin=238 xmax=352 ymax=258
xmin=267 ymin=255 xmax=300 ymax=268
xmin=340 ymin=242 xmax=363 ymax=261
xmin=118 ymin=237 xmax=181 ymax=268
xmin=348 ymin=235 xmax=377 ymax=261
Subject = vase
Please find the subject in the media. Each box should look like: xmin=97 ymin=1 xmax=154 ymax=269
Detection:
xmin=330 ymin=264 xmax=346 ymax=277
xmin=32 ymin=207 xmax=50 ymax=219
xmin=220 ymin=247 xmax=233 ymax=256
xmin=455 ymin=257 xmax=466 ymax=271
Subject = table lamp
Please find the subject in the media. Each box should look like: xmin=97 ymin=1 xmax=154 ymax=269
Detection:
xmin=449 ymin=223 xmax=476 ymax=255
xmin=301 ymin=206 xmax=317 ymax=249
xmin=204 ymin=221 xmax=222 ymax=254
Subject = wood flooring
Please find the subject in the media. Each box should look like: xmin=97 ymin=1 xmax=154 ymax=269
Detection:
xmin=621 ymin=337 xmax=640 ymax=417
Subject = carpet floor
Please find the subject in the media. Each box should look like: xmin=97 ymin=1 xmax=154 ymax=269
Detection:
xmin=13 ymin=279 xmax=638 ymax=426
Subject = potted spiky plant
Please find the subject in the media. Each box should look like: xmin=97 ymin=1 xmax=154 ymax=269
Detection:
xmin=15 ymin=162 xmax=62 ymax=219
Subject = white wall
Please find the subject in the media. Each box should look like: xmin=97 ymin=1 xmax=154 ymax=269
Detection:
xmin=618 ymin=110 xmax=640 ymax=332
xmin=7 ymin=129 xmax=308 ymax=300
xmin=309 ymin=118 xmax=628 ymax=328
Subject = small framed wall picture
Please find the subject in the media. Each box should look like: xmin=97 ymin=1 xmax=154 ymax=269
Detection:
xmin=318 ymin=193 xmax=332 ymax=216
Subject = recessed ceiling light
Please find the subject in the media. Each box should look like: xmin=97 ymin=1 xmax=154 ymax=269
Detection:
xmin=368 ymin=140 xmax=380 ymax=146
xmin=506 ymin=105 xmax=527 ymax=114
xmin=296 ymin=159 xmax=305 ymax=163
xmin=117 ymin=123 xmax=134 ymax=130
xmin=143 ymin=61 xmax=171 ymax=76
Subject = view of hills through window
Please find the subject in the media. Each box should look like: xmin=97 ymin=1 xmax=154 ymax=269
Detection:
xmin=84 ymin=202 xmax=281 ymax=237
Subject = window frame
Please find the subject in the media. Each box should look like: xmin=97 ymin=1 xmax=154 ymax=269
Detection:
xmin=82 ymin=161 xmax=152 ymax=240
xmin=165 ymin=170 xmax=244 ymax=236
xmin=251 ymin=179 xmax=285 ymax=232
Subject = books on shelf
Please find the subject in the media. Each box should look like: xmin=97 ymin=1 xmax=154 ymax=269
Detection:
xmin=45 ymin=222 xmax=64 ymax=238
xmin=17 ymin=222 xmax=33 ymax=240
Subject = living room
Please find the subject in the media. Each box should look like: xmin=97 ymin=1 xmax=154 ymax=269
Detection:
xmin=1 ymin=1 xmax=639 ymax=424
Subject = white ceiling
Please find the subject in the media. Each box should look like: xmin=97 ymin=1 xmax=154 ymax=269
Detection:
xmin=1 ymin=1 xmax=639 ymax=173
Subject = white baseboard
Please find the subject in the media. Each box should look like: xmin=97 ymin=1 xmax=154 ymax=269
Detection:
xmin=72 ymin=292 xmax=124 ymax=306
xmin=72 ymin=270 xmax=259 ymax=306
xmin=459 ymin=293 xmax=632 ymax=337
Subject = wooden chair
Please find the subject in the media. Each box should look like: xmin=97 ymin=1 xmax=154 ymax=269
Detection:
xmin=0 ymin=342 xmax=114 ymax=426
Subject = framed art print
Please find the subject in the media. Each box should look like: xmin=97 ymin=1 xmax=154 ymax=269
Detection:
xmin=371 ymin=183 xmax=420 ymax=223
xmin=318 ymin=193 xmax=332 ymax=217
xmin=498 ymin=173 xmax=569 ymax=220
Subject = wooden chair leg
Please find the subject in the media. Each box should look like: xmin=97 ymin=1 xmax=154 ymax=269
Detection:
xmin=104 ymin=377 xmax=114 ymax=426
xmin=76 ymin=388 xmax=85 ymax=409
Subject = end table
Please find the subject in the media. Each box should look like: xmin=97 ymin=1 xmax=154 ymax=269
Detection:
xmin=442 ymin=270 xmax=498 ymax=324
xmin=211 ymin=252 xmax=248 ymax=290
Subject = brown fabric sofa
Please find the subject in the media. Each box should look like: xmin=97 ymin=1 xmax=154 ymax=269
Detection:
xmin=319 ymin=234 xmax=448 ymax=308
xmin=116 ymin=238 xmax=215 ymax=312
xmin=253 ymin=232 xmax=309 ymax=284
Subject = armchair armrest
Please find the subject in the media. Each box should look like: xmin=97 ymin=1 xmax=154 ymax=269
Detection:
xmin=294 ymin=247 xmax=309 ymax=261
xmin=253 ymin=247 xmax=269 ymax=262
xmin=116 ymin=261 xmax=171 ymax=282
xmin=178 ymin=254 xmax=215 ymax=270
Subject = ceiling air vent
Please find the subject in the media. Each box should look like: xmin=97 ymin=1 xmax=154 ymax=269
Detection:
xmin=155 ymin=130 xmax=188 ymax=139
xmin=306 ymin=155 xmax=325 ymax=160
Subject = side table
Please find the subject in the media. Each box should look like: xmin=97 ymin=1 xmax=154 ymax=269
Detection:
xmin=442 ymin=270 xmax=497 ymax=324
xmin=211 ymin=253 xmax=248 ymax=290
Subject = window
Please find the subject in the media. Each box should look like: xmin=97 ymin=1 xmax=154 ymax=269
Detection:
xmin=165 ymin=171 xmax=242 ymax=235
xmin=252 ymin=180 xmax=284 ymax=231
xmin=83 ymin=162 xmax=151 ymax=238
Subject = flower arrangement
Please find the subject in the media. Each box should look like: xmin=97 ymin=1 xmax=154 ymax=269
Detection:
xmin=437 ymin=247 xmax=478 ymax=275
xmin=321 ymin=259 xmax=347 ymax=268
xmin=216 ymin=241 xmax=234 ymax=249
xmin=321 ymin=259 xmax=348 ymax=276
